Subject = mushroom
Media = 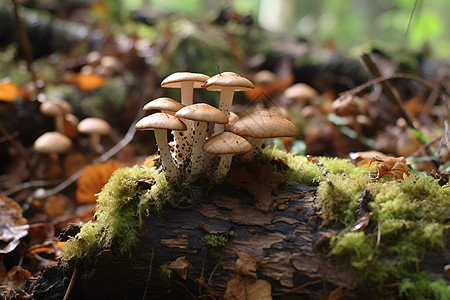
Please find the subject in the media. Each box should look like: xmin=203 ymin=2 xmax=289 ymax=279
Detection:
xmin=175 ymin=103 xmax=228 ymax=177
xmin=34 ymin=131 xmax=73 ymax=158
xmin=143 ymin=97 xmax=188 ymax=166
xmin=202 ymin=72 xmax=254 ymax=135
xmin=77 ymin=117 xmax=112 ymax=154
xmin=34 ymin=131 xmax=72 ymax=176
xmin=283 ymin=83 xmax=318 ymax=108
xmin=202 ymin=132 xmax=252 ymax=182
xmin=135 ymin=113 xmax=187 ymax=181
xmin=40 ymin=97 xmax=73 ymax=133
xmin=161 ymin=72 xmax=210 ymax=106
xmin=161 ymin=72 xmax=210 ymax=144
xmin=227 ymin=110 xmax=297 ymax=160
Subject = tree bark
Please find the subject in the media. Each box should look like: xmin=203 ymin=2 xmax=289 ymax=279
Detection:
xmin=29 ymin=181 xmax=449 ymax=300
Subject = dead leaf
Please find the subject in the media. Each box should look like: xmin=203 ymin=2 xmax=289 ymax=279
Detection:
xmin=0 ymin=256 xmax=31 ymax=290
xmin=75 ymin=72 xmax=108 ymax=91
xmin=227 ymin=164 xmax=287 ymax=212
xmin=0 ymin=78 xmax=19 ymax=102
xmin=169 ymin=256 xmax=192 ymax=280
xmin=76 ymin=160 xmax=123 ymax=203
xmin=235 ymin=250 xmax=260 ymax=277
xmin=353 ymin=188 xmax=373 ymax=232
xmin=358 ymin=156 xmax=411 ymax=179
xmin=224 ymin=274 xmax=272 ymax=300
xmin=0 ymin=195 xmax=29 ymax=254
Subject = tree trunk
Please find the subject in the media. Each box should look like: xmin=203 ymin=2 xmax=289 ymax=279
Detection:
xmin=29 ymin=181 xmax=448 ymax=300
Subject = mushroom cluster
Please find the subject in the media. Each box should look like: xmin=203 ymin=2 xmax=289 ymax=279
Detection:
xmin=135 ymin=71 xmax=297 ymax=183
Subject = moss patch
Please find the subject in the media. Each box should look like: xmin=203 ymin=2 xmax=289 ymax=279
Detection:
xmin=263 ymin=146 xmax=450 ymax=298
xmin=61 ymin=166 xmax=176 ymax=262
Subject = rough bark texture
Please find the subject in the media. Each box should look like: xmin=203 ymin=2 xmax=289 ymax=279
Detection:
xmin=29 ymin=182 xmax=449 ymax=300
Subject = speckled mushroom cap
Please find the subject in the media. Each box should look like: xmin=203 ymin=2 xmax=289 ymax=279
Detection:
xmin=161 ymin=72 xmax=210 ymax=88
xmin=202 ymin=72 xmax=254 ymax=91
xmin=227 ymin=110 xmax=297 ymax=138
xmin=34 ymin=131 xmax=72 ymax=154
xmin=202 ymin=132 xmax=252 ymax=154
xmin=77 ymin=117 xmax=112 ymax=135
xmin=135 ymin=113 xmax=187 ymax=131
xmin=143 ymin=97 xmax=185 ymax=112
xmin=175 ymin=103 xmax=229 ymax=124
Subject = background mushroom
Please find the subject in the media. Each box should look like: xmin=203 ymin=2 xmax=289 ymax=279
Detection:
xmin=33 ymin=131 xmax=73 ymax=178
xmin=227 ymin=110 xmax=297 ymax=160
xmin=202 ymin=72 xmax=254 ymax=135
xmin=39 ymin=97 xmax=73 ymax=134
xmin=175 ymin=103 xmax=228 ymax=177
xmin=202 ymin=132 xmax=252 ymax=182
xmin=135 ymin=113 xmax=187 ymax=181
xmin=77 ymin=117 xmax=112 ymax=154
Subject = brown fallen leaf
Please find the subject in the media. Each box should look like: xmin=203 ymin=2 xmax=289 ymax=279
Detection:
xmin=353 ymin=189 xmax=373 ymax=232
xmin=224 ymin=274 xmax=272 ymax=300
xmin=235 ymin=249 xmax=261 ymax=278
xmin=358 ymin=156 xmax=411 ymax=179
xmin=0 ymin=256 xmax=31 ymax=290
xmin=227 ymin=164 xmax=287 ymax=212
xmin=0 ymin=195 xmax=29 ymax=254
xmin=0 ymin=77 xmax=20 ymax=102
xmin=76 ymin=159 xmax=123 ymax=203
xmin=169 ymin=256 xmax=192 ymax=280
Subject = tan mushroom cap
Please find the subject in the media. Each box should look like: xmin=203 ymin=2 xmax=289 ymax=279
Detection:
xmin=175 ymin=103 xmax=229 ymax=124
xmin=135 ymin=113 xmax=187 ymax=131
xmin=202 ymin=72 xmax=254 ymax=91
xmin=34 ymin=131 xmax=72 ymax=154
xmin=40 ymin=98 xmax=73 ymax=116
xmin=227 ymin=110 xmax=297 ymax=138
xmin=203 ymin=132 xmax=252 ymax=154
xmin=254 ymin=70 xmax=277 ymax=85
xmin=283 ymin=83 xmax=318 ymax=101
xmin=78 ymin=117 xmax=112 ymax=135
xmin=161 ymin=72 xmax=210 ymax=88
xmin=143 ymin=97 xmax=185 ymax=112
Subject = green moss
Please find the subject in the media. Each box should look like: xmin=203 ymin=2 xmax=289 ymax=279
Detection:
xmin=61 ymin=166 xmax=174 ymax=262
xmin=263 ymin=147 xmax=449 ymax=297
xmin=201 ymin=234 xmax=228 ymax=247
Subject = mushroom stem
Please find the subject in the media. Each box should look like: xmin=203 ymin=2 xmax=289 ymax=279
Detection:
xmin=180 ymin=81 xmax=195 ymax=106
xmin=88 ymin=134 xmax=101 ymax=153
xmin=188 ymin=121 xmax=208 ymax=177
xmin=154 ymin=129 xmax=179 ymax=180
xmin=213 ymin=87 xmax=235 ymax=135
xmin=180 ymin=82 xmax=195 ymax=145
xmin=161 ymin=109 xmax=190 ymax=170
xmin=55 ymin=115 xmax=65 ymax=133
xmin=214 ymin=154 xmax=233 ymax=183
xmin=241 ymin=137 xmax=264 ymax=161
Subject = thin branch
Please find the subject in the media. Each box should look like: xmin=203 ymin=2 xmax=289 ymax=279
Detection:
xmin=63 ymin=263 xmax=78 ymax=300
xmin=360 ymin=53 xmax=416 ymax=129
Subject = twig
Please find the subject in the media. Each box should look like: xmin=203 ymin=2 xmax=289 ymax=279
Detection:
xmin=360 ymin=53 xmax=416 ymax=129
xmin=63 ymin=263 xmax=78 ymax=300
xmin=339 ymin=72 xmax=434 ymax=98
xmin=142 ymin=248 xmax=155 ymax=300
xmin=272 ymin=278 xmax=322 ymax=296
xmin=4 ymin=179 xmax=60 ymax=197
xmin=375 ymin=218 xmax=381 ymax=250
xmin=11 ymin=0 xmax=38 ymax=85
xmin=174 ymin=280 xmax=198 ymax=300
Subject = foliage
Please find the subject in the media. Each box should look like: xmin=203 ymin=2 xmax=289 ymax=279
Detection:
xmin=61 ymin=165 xmax=172 ymax=261
xmin=201 ymin=234 xmax=228 ymax=248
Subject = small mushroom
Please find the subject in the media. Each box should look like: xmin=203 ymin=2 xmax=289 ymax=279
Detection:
xmin=77 ymin=117 xmax=112 ymax=154
xmin=202 ymin=132 xmax=252 ymax=182
xmin=143 ymin=97 xmax=188 ymax=166
xmin=227 ymin=110 xmax=297 ymax=160
xmin=34 ymin=131 xmax=73 ymax=159
xmin=40 ymin=97 xmax=73 ymax=133
xmin=34 ymin=131 xmax=72 ymax=176
xmin=161 ymin=72 xmax=210 ymax=144
xmin=283 ymin=83 xmax=318 ymax=107
xmin=175 ymin=103 xmax=228 ymax=177
xmin=135 ymin=113 xmax=187 ymax=181
xmin=202 ymin=72 xmax=254 ymax=135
